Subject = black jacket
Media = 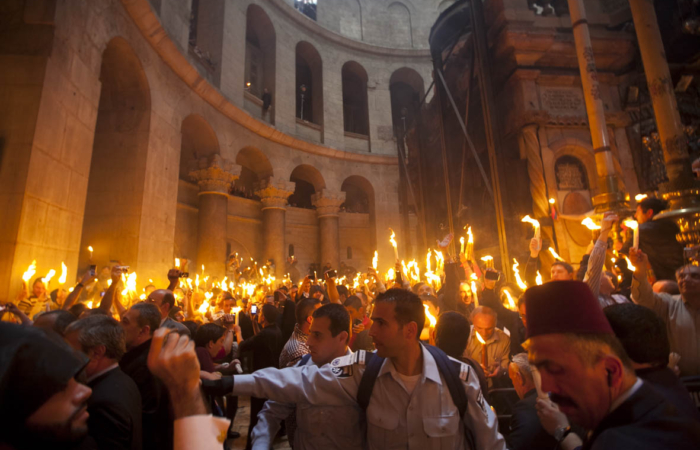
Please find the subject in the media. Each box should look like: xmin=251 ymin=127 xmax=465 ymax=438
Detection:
xmin=239 ymin=324 xmax=284 ymax=371
xmin=621 ymin=219 xmax=684 ymax=281
xmin=507 ymin=390 xmax=558 ymax=450
xmin=636 ymin=366 xmax=700 ymax=421
xmin=120 ymin=340 xmax=173 ymax=450
xmin=85 ymin=367 xmax=142 ymax=450
xmin=583 ymin=381 xmax=700 ymax=450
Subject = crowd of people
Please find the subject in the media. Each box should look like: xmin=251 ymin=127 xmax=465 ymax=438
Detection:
xmin=1 ymin=196 xmax=699 ymax=450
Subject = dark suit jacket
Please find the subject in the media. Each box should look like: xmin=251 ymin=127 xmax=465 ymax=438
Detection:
xmin=86 ymin=367 xmax=142 ymax=450
xmin=507 ymin=390 xmax=558 ymax=450
xmin=120 ymin=339 xmax=173 ymax=450
xmin=583 ymin=381 xmax=700 ymax=450
xmin=637 ymin=366 xmax=700 ymax=421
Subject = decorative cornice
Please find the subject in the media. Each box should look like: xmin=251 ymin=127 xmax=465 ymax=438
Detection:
xmin=312 ymin=189 xmax=346 ymax=218
xmin=256 ymin=178 xmax=295 ymax=210
xmin=119 ymin=0 xmax=398 ymax=166
xmin=189 ymin=154 xmax=240 ymax=194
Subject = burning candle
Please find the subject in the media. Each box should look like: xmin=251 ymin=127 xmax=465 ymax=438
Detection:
xmin=624 ymin=219 xmax=639 ymax=249
xmin=175 ymin=258 xmax=180 ymax=269
xmin=88 ymin=246 xmax=94 ymax=261
xmin=466 ymin=226 xmax=474 ymax=260
xmin=581 ymin=217 xmax=601 ymax=230
xmin=389 ymin=229 xmax=399 ymax=261
xmin=536 ymin=271 xmax=543 ymax=285
xmin=460 ymin=236 xmax=465 ymax=255
xmin=58 ymin=262 xmax=67 ymax=285
xmin=512 ymin=259 xmax=528 ymax=290
xmin=423 ymin=304 xmax=437 ymax=328
xmin=42 ymin=269 xmax=56 ymax=284
xmin=503 ymin=289 xmax=516 ymax=311
xmin=548 ymin=247 xmax=563 ymax=261
xmin=475 ymin=331 xmax=487 ymax=367
xmin=635 ymin=193 xmax=647 ymax=202
xmin=22 ymin=260 xmax=37 ymax=283
xmin=521 ymin=215 xmax=541 ymax=240
xmin=480 ymin=255 xmax=494 ymax=269
xmin=372 ymin=251 xmax=378 ymax=271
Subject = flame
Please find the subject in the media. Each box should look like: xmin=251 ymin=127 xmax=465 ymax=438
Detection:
xmin=581 ymin=217 xmax=601 ymax=230
xmin=175 ymin=258 xmax=180 ymax=268
xmin=475 ymin=331 xmax=486 ymax=345
xmin=522 ymin=215 xmax=540 ymax=230
xmin=549 ymin=198 xmax=556 ymax=204
xmin=202 ymin=264 xmax=205 ymax=273
xmin=548 ymin=247 xmax=563 ymax=261
xmin=186 ymin=278 xmax=193 ymax=290
xmin=635 ymin=194 xmax=647 ymax=202
xmin=387 ymin=268 xmax=395 ymax=283
xmin=480 ymin=255 xmax=493 ymax=262
xmin=503 ymin=289 xmax=516 ymax=310
xmin=372 ymin=251 xmax=378 ymax=270
xmin=389 ymin=229 xmax=397 ymax=249
xmin=460 ymin=236 xmax=465 ymax=254
xmin=423 ymin=304 xmax=437 ymax=328
xmin=195 ymin=274 xmax=200 ymax=289
xmin=43 ymin=269 xmax=56 ymax=284
xmin=88 ymin=246 xmax=93 ymax=253
xmin=623 ymin=255 xmax=636 ymax=272
xmin=467 ymin=226 xmax=474 ymax=244
xmin=536 ymin=271 xmax=543 ymax=285
xmin=221 ymin=277 xmax=228 ymax=291
xmin=58 ymin=262 xmax=67 ymax=284
xmin=623 ymin=219 xmax=638 ymax=230
xmin=513 ymin=259 xmax=528 ymax=290
xmin=107 ymin=279 xmax=112 ymax=287
xmin=198 ymin=300 xmax=210 ymax=314
xmin=22 ymin=260 xmax=37 ymax=282
xmin=87 ymin=301 xmax=93 ymax=309
xmin=471 ymin=280 xmax=478 ymax=296
xmin=426 ymin=249 xmax=432 ymax=274
xmin=121 ymin=272 xmax=137 ymax=296
xmin=139 ymin=293 xmax=146 ymax=300
xmin=470 ymin=273 xmax=478 ymax=281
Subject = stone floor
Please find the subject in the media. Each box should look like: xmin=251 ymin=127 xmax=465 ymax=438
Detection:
xmin=226 ymin=396 xmax=292 ymax=450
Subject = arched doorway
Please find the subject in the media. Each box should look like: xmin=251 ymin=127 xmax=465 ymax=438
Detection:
xmin=234 ymin=146 xmax=273 ymax=199
xmin=288 ymin=164 xmax=326 ymax=209
xmin=79 ymin=38 xmax=151 ymax=270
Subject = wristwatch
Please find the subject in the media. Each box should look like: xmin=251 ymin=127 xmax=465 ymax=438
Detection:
xmin=554 ymin=425 xmax=572 ymax=442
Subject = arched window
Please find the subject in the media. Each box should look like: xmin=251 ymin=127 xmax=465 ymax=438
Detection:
xmin=555 ymin=155 xmax=588 ymax=191
xmin=244 ymin=5 xmax=276 ymax=122
xmin=389 ymin=68 xmax=425 ymax=138
xmin=289 ymin=165 xmax=326 ymax=209
xmin=387 ymin=3 xmax=412 ymax=48
xmin=296 ymin=42 xmax=323 ymax=126
xmin=342 ymin=61 xmax=369 ymax=136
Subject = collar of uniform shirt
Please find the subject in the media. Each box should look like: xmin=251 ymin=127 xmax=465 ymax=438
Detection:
xmin=380 ymin=344 xmax=442 ymax=385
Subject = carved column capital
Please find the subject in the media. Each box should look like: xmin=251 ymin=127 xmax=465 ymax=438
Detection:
xmin=312 ymin=189 xmax=346 ymax=218
xmin=255 ymin=178 xmax=295 ymax=210
xmin=189 ymin=154 xmax=241 ymax=195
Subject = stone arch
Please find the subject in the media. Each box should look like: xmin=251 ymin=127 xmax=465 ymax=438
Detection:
xmin=549 ymin=138 xmax=598 ymax=194
xmin=289 ymin=164 xmax=326 ymax=208
xmin=188 ymin=0 xmax=225 ymax=85
xmin=234 ymin=146 xmax=273 ymax=196
xmin=389 ymin=67 xmax=425 ymax=136
xmin=341 ymin=175 xmax=377 ymax=250
xmin=295 ymin=41 xmax=323 ymax=126
xmin=245 ymin=4 xmax=276 ymax=122
xmin=80 ymin=37 xmax=151 ymax=270
xmin=342 ymin=61 xmax=369 ymax=136
xmin=179 ymin=114 xmax=220 ymax=180
xmin=339 ymin=0 xmax=363 ymax=40
xmin=387 ymin=2 xmax=413 ymax=47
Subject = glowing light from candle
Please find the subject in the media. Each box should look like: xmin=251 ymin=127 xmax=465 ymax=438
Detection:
xmin=475 ymin=331 xmax=486 ymax=345
xmin=43 ymin=269 xmax=56 ymax=284
xmin=581 ymin=217 xmax=601 ymax=230
xmin=88 ymin=246 xmax=94 ymax=257
xmin=513 ymin=259 xmax=528 ymax=290
xmin=175 ymin=258 xmax=180 ymax=268
xmin=548 ymin=247 xmax=563 ymax=261
xmin=423 ymin=304 xmax=437 ymax=328
xmin=635 ymin=194 xmax=647 ymax=202
xmin=58 ymin=262 xmax=67 ymax=285
xmin=522 ymin=215 xmax=541 ymax=239
xmin=460 ymin=236 xmax=465 ymax=254
xmin=503 ymin=289 xmax=516 ymax=311
xmin=623 ymin=255 xmax=636 ymax=272
xmin=549 ymin=198 xmax=556 ymax=204
xmin=22 ymin=260 xmax=37 ymax=282
xmin=536 ymin=271 xmax=543 ymax=285
xmin=389 ymin=229 xmax=398 ymax=261
xmin=372 ymin=251 xmax=378 ymax=271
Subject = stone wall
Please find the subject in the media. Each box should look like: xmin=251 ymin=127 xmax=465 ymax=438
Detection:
xmin=0 ymin=0 xmax=405 ymax=302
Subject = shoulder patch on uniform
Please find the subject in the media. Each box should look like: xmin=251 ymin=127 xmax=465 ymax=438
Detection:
xmin=331 ymin=365 xmax=354 ymax=378
xmin=447 ymin=355 xmax=470 ymax=381
xmin=331 ymin=353 xmax=357 ymax=368
xmin=476 ymin=389 xmax=488 ymax=417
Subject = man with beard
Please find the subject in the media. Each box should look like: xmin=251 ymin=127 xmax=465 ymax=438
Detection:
xmin=0 ymin=323 xmax=91 ymax=449
xmin=524 ymin=281 xmax=700 ymax=450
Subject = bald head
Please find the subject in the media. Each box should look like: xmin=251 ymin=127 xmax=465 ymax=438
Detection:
xmin=146 ymin=289 xmax=176 ymax=319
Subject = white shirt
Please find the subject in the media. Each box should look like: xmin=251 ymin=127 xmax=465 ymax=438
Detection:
xmin=86 ymin=363 xmax=119 ymax=383
xmin=610 ymin=377 xmax=643 ymax=413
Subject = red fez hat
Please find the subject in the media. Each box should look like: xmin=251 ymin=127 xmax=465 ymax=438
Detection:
xmin=524 ymin=281 xmax=613 ymax=338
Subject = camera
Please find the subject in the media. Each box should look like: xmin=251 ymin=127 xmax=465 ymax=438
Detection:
xmin=115 ymin=266 xmax=130 ymax=274
xmin=89 ymin=265 xmax=96 ymax=277
xmin=251 ymin=305 xmax=258 ymax=315
xmin=484 ymin=270 xmax=500 ymax=281
xmin=179 ymin=272 xmax=189 ymax=278
xmin=325 ymin=269 xmax=337 ymax=279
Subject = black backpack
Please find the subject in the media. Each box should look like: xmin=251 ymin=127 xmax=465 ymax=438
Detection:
xmin=356 ymin=345 xmax=476 ymax=448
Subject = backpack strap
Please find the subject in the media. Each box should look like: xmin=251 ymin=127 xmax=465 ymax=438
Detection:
xmin=298 ymin=353 xmax=313 ymax=366
xmin=425 ymin=345 xmax=476 ymax=450
xmin=357 ymin=351 xmax=385 ymax=412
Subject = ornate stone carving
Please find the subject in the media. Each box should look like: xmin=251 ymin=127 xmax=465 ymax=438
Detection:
xmin=189 ymin=154 xmax=241 ymax=194
xmin=255 ymin=178 xmax=295 ymax=210
xmin=555 ymin=156 xmax=588 ymax=191
xmin=312 ymin=189 xmax=346 ymax=218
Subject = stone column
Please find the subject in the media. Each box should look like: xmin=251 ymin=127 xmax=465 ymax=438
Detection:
xmin=629 ymin=0 xmax=695 ymax=193
xmin=519 ymin=124 xmax=555 ymax=274
xmin=567 ymin=0 xmax=627 ymax=212
xmin=189 ymin=155 xmax=240 ymax=279
xmin=255 ymin=178 xmax=295 ymax=279
xmin=312 ymin=189 xmax=346 ymax=270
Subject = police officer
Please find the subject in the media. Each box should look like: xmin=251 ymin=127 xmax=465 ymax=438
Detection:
xmin=219 ymin=289 xmax=506 ymax=450
xmin=251 ymin=303 xmax=363 ymax=450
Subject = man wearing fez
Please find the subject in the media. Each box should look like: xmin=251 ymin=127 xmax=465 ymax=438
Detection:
xmin=524 ymin=281 xmax=700 ymax=450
